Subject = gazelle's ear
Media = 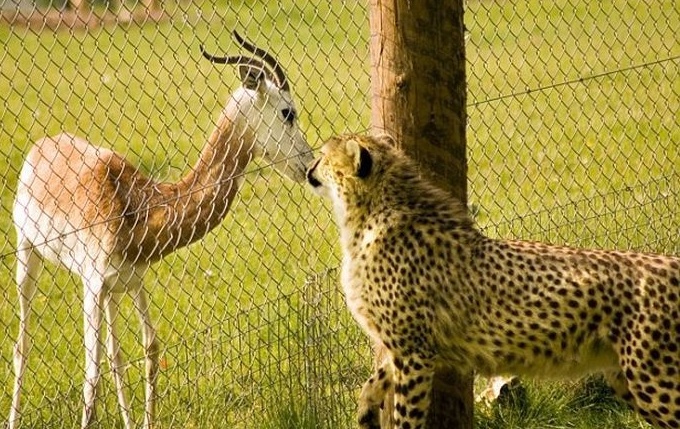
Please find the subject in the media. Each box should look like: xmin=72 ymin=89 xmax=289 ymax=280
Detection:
xmin=239 ymin=65 xmax=266 ymax=90
xmin=346 ymin=139 xmax=372 ymax=179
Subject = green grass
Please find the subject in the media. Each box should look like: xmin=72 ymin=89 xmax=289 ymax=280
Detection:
xmin=0 ymin=1 xmax=370 ymax=427
xmin=465 ymin=0 xmax=679 ymax=255
xmin=0 ymin=0 xmax=678 ymax=427
xmin=475 ymin=376 xmax=649 ymax=429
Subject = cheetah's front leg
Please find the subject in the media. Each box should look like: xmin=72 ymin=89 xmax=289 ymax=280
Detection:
xmin=391 ymin=354 xmax=434 ymax=429
xmin=358 ymin=361 xmax=393 ymax=429
xmin=358 ymin=354 xmax=435 ymax=429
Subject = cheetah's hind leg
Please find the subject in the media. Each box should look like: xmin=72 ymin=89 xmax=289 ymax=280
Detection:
xmin=358 ymin=361 xmax=393 ymax=429
xmin=607 ymin=362 xmax=680 ymax=428
xmin=603 ymin=370 xmax=636 ymax=408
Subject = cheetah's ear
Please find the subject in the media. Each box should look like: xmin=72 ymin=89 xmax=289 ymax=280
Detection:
xmin=376 ymin=133 xmax=397 ymax=148
xmin=346 ymin=139 xmax=372 ymax=179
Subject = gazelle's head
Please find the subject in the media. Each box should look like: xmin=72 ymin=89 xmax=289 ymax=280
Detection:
xmin=202 ymin=31 xmax=313 ymax=182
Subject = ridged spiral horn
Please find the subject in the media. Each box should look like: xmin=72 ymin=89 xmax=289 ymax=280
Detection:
xmin=232 ymin=30 xmax=289 ymax=92
xmin=200 ymin=31 xmax=290 ymax=92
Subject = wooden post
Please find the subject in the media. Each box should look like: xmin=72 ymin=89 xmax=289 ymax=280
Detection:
xmin=369 ymin=0 xmax=473 ymax=428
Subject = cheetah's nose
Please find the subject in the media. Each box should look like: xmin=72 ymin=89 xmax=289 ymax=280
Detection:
xmin=306 ymin=159 xmax=322 ymax=188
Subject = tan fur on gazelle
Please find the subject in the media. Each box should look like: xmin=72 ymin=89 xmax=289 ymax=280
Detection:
xmin=10 ymin=31 xmax=313 ymax=429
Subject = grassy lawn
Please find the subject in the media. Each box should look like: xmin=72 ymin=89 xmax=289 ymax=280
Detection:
xmin=0 ymin=0 xmax=677 ymax=427
xmin=0 ymin=1 xmax=370 ymax=427
xmin=465 ymin=0 xmax=679 ymax=255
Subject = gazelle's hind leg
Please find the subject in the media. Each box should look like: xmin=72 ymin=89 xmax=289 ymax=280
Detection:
xmin=104 ymin=293 xmax=133 ymax=429
xmin=81 ymin=274 xmax=106 ymax=428
xmin=9 ymin=241 xmax=42 ymax=429
xmin=133 ymin=286 xmax=159 ymax=429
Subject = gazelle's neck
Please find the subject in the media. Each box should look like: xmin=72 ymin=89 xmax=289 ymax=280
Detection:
xmin=121 ymin=111 xmax=255 ymax=262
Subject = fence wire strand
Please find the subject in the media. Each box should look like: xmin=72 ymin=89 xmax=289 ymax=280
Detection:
xmin=468 ymin=55 xmax=680 ymax=107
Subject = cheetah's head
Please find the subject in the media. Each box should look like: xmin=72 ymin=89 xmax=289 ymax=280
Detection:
xmin=306 ymin=133 xmax=397 ymax=201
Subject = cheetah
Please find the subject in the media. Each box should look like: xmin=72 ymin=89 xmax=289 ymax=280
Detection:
xmin=306 ymin=133 xmax=680 ymax=429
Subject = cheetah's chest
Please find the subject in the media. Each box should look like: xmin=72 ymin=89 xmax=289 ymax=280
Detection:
xmin=341 ymin=250 xmax=383 ymax=347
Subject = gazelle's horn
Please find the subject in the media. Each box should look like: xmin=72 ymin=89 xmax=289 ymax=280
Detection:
xmin=200 ymin=45 xmax=271 ymax=74
xmin=232 ymin=30 xmax=290 ymax=92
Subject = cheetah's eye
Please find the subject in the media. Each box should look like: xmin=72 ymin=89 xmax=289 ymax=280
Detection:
xmin=281 ymin=108 xmax=296 ymax=125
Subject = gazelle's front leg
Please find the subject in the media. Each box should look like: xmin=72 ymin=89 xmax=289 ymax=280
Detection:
xmin=9 ymin=243 xmax=41 ymax=429
xmin=82 ymin=277 xmax=105 ymax=428
xmin=104 ymin=293 xmax=133 ymax=429
xmin=133 ymin=287 xmax=159 ymax=429
xmin=391 ymin=354 xmax=435 ymax=429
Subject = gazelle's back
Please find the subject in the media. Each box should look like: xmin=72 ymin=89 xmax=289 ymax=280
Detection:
xmin=14 ymin=133 xmax=131 ymax=270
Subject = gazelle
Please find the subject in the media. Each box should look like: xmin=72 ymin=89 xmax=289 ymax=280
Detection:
xmin=10 ymin=31 xmax=313 ymax=429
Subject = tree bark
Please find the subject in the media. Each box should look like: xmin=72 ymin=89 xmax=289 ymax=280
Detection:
xmin=369 ymin=0 xmax=472 ymax=427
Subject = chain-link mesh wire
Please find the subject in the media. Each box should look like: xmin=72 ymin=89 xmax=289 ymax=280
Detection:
xmin=0 ymin=0 xmax=677 ymax=428
xmin=466 ymin=0 xmax=678 ymax=255
xmin=1 ymin=2 xmax=370 ymax=427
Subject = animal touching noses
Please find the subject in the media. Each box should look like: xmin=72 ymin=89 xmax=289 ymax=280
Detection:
xmin=306 ymin=160 xmax=322 ymax=188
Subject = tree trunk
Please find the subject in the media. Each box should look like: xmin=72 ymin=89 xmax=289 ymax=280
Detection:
xmin=369 ymin=0 xmax=472 ymax=428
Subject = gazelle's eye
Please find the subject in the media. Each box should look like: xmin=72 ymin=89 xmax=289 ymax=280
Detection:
xmin=281 ymin=108 xmax=296 ymax=124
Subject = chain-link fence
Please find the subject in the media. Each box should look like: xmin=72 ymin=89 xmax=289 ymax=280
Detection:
xmin=0 ymin=0 xmax=677 ymax=428
xmin=466 ymin=1 xmax=678 ymax=254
